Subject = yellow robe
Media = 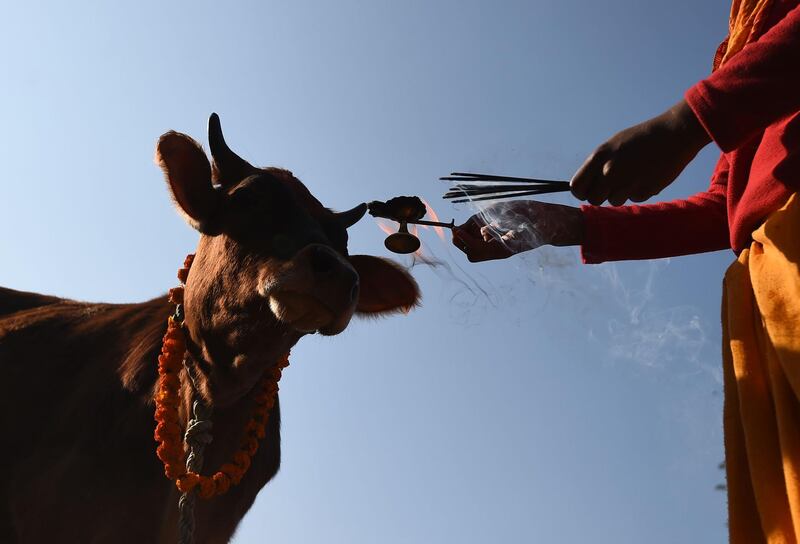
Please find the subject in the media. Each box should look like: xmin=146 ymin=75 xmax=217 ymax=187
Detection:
xmin=724 ymin=193 xmax=800 ymax=543
xmin=714 ymin=1 xmax=794 ymax=541
xmin=715 ymin=0 xmax=775 ymax=70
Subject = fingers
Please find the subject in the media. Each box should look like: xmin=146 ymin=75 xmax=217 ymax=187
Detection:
xmin=452 ymin=225 xmax=513 ymax=263
xmin=452 ymin=227 xmax=486 ymax=261
xmin=457 ymin=214 xmax=488 ymax=237
xmin=570 ymin=147 xmax=609 ymax=201
xmin=604 ymin=161 xmax=637 ymax=206
xmin=606 ymin=190 xmax=628 ymax=207
xmin=571 ymin=111 xmax=699 ymax=206
xmin=480 ymin=222 xmax=504 ymax=241
xmin=572 ymin=148 xmax=638 ymax=206
xmin=451 ymin=228 xmax=482 ymax=261
xmin=628 ymin=187 xmax=654 ymax=203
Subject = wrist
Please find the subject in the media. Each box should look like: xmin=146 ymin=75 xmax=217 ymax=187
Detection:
xmin=551 ymin=205 xmax=585 ymax=247
xmin=667 ymin=99 xmax=711 ymax=152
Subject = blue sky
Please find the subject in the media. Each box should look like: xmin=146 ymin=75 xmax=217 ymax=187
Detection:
xmin=1 ymin=1 xmax=735 ymax=542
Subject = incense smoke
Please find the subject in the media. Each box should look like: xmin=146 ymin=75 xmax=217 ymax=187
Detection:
xmin=464 ymin=199 xmax=720 ymax=382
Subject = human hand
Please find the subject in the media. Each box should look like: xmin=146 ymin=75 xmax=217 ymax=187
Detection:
xmin=570 ymin=99 xmax=711 ymax=206
xmin=452 ymin=200 xmax=584 ymax=262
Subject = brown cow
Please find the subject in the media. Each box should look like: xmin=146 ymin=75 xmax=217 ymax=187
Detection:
xmin=0 ymin=114 xmax=419 ymax=543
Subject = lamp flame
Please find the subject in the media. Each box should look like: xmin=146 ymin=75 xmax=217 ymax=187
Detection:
xmin=422 ymin=199 xmax=447 ymax=241
xmin=376 ymin=219 xmax=395 ymax=237
xmin=374 ymin=200 xmax=448 ymax=258
xmin=375 ymin=219 xmax=427 ymax=257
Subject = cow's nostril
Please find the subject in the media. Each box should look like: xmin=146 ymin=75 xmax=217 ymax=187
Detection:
xmin=311 ymin=246 xmax=338 ymax=276
xmin=350 ymin=282 xmax=359 ymax=302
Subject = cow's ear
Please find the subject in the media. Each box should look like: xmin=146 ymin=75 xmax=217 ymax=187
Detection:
xmin=155 ymin=131 xmax=223 ymax=234
xmin=350 ymin=255 xmax=420 ymax=315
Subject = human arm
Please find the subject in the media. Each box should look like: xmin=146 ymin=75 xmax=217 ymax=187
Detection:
xmin=451 ymin=201 xmax=584 ymax=262
xmin=570 ymin=5 xmax=800 ymax=207
xmin=580 ymin=155 xmax=730 ymax=263
xmin=570 ymin=100 xmax=711 ymax=207
xmin=687 ymin=3 xmax=800 ymax=151
xmin=454 ymin=155 xmax=730 ymax=264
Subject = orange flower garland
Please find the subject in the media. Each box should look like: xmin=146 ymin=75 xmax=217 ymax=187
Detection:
xmin=154 ymin=254 xmax=289 ymax=499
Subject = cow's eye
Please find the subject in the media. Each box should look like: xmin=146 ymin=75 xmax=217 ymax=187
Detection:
xmin=230 ymin=189 xmax=260 ymax=212
xmin=320 ymin=220 xmax=348 ymax=253
xmin=272 ymin=233 xmax=293 ymax=257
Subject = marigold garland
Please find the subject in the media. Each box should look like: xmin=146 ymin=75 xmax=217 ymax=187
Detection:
xmin=154 ymin=254 xmax=290 ymax=499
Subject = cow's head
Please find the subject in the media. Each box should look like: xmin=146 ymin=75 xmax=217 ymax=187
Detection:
xmin=155 ymin=114 xmax=419 ymax=403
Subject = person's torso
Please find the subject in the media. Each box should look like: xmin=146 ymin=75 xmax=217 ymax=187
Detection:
xmin=726 ymin=0 xmax=800 ymax=252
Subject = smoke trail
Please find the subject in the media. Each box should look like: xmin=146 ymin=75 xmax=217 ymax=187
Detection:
xmin=461 ymin=199 xmax=720 ymax=382
xmin=394 ymin=228 xmax=503 ymax=326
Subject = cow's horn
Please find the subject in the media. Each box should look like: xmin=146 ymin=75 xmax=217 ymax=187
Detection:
xmin=208 ymin=112 xmax=255 ymax=185
xmin=335 ymin=203 xmax=368 ymax=229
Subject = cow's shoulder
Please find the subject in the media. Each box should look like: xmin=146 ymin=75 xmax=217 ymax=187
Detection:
xmin=0 ymin=287 xmax=63 ymax=319
xmin=0 ymin=295 xmax=170 ymax=390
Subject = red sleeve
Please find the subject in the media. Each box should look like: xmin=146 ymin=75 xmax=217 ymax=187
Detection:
xmin=685 ymin=4 xmax=800 ymax=152
xmin=581 ymin=155 xmax=730 ymax=264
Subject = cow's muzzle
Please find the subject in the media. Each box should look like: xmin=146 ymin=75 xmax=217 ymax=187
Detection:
xmin=261 ymin=244 xmax=359 ymax=335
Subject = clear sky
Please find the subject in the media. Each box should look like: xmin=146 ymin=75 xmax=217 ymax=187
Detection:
xmin=1 ymin=1 xmax=736 ymax=542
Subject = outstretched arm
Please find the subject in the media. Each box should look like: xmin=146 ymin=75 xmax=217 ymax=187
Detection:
xmin=452 ymin=200 xmax=584 ymax=263
xmin=581 ymin=155 xmax=730 ymax=263
xmin=453 ymin=155 xmax=730 ymax=264
xmin=570 ymin=100 xmax=711 ymax=207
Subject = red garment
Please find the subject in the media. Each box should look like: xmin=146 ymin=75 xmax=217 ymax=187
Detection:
xmin=581 ymin=1 xmax=800 ymax=264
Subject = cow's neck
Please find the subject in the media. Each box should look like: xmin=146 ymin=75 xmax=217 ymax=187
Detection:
xmin=179 ymin=319 xmax=298 ymax=408
xmin=177 ymin=252 xmax=301 ymax=407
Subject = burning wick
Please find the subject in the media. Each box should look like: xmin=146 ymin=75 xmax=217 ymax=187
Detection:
xmin=367 ymin=196 xmax=455 ymax=254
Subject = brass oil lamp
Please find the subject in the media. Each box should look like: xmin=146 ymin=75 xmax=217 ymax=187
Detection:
xmin=367 ymin=196 xmax=455 ymax=254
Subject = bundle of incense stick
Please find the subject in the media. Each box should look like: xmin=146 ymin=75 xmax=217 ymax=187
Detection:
xmin=441 ymin=172 xmax=571 ymax=203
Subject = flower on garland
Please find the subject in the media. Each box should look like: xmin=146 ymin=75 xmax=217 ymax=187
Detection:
xmin=153 ymin=254 xmax=290 ymax=499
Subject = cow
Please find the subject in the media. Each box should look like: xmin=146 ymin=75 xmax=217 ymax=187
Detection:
xmin=0 ymin=114 xmax=420 ymax=543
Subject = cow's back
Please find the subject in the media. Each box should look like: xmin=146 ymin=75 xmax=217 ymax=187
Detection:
xmin=0 ymin=294 xmax=283 ymax=543
xmin=0 ymin=287 xmax=62 ymax=319
xmin=0 ymin=296 xmax=174 ymax=542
